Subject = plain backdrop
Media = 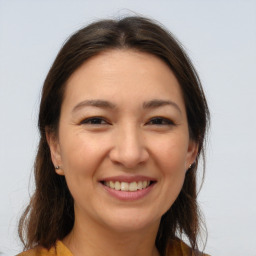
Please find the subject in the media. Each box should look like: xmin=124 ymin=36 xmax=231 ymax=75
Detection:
xmin=0 ymin=0 xmax=256 ymax=255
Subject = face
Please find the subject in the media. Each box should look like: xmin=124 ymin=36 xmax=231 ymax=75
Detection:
xmin=48 ymin=49 xmax=197 ymax=234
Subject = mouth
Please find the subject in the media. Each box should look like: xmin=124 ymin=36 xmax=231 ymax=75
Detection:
xmin=99 ymin=176 xmax=156 ymax=200
xmin=102 ymin=180 xmax=154 ymax=192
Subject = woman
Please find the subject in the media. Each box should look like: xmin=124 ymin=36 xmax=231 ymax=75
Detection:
xmin=18 ymin=16 xmax=210 ymax=256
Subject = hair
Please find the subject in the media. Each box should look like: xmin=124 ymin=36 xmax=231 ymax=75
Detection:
xmin=19 ymin=16 xmax=210 ymax=255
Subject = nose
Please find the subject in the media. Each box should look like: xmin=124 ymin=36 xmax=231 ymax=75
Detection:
xmin=109 ymin=125 xmax=149 ymax=169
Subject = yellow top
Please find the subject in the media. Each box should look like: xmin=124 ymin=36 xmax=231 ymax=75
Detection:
xmin=17 ymin=241 xmax=72 ymax=256
xmin=17 ymin=239 xmax=208 ymax=256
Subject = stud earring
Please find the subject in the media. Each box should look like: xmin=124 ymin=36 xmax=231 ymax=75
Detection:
xmin=55 ymin=166 xmax=60 ymax=170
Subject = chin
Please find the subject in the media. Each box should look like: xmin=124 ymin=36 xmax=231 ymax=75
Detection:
xmin=98 ymin=209 xmax=161 ymax=234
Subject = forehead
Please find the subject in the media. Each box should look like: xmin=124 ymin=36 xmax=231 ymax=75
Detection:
xmin=63 ymin=49 xmax=185 ymax=111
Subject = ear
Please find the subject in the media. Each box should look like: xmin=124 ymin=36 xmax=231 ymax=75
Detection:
xmin=46 ymin=128 xmax=64 ymax=176
xmin=185 ymin=139 xmax=199 ymax=171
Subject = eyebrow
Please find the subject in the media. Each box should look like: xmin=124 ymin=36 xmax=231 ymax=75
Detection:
xmin=72 ymin=100 xmax=116 ymax=113
xmin=72 ymin=99 xmax=182 ymax=114
xmin=143 ymin=99 xmax=182 ymax=114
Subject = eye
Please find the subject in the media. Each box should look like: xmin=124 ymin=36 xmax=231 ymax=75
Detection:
xmin=146 ymin=117 xmax=175 ymax=126
xmin=80 ymin=117 xmax=109 ymax=125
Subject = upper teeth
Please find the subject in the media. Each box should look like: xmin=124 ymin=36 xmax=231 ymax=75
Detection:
xmin=104 ymin=181 xmax=150 ymax=191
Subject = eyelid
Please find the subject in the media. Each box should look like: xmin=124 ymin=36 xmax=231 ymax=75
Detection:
xmin=78 ymin=116 xmax=175 ymax=126
xmin=146 ymin=117 xmax=175 ymax=126
xmin=79 ymin=116 xmax=110 ymax=125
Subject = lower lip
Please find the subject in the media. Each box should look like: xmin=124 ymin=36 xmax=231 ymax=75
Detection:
xmin=101 ymin=183 xmax=155 ymax=201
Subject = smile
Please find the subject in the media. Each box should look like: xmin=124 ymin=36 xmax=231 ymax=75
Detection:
xmin=100 ymin=176 xmax=156 ymax=200
xmin=103 ymin=181 xmax=151 ymax=192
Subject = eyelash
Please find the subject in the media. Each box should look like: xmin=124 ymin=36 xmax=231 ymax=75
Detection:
xmin=80 ymin=116 xmax=174 ymax=126
xmin=80 ymin=117 xmax=109 ymax=125
xmin=146 ymin=117 xmax=175 ymax=126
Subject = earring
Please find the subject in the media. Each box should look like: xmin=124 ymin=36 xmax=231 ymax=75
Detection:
xmin=55 ymin=166 xmax=60 ymax=170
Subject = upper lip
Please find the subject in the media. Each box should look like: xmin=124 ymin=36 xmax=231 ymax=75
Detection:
xmin=99 ymin=175 xmax=157 ymax=183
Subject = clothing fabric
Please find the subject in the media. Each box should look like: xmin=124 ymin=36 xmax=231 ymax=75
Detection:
xmin=17 ymin=241 xmax=72 ymax=256
xmin=17 ymin=239 xmax=208 ymax=256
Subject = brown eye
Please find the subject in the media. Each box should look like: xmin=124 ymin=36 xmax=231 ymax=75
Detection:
xmin=81 ymin=117 xmax=109 ymax=125
xmin=147 ymin=117 xmax=174 ymax=125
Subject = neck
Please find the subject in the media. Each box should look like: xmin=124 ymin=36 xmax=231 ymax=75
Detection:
xmin=63 ymin=215 xmax=160 ymax=256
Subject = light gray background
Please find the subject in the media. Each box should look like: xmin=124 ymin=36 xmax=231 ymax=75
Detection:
xmin=0 ymin=0 xmax=256 ymax=255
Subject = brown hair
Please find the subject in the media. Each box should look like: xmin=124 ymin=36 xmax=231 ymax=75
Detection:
xmin=19 ymin=16 xmax=210 ymax=255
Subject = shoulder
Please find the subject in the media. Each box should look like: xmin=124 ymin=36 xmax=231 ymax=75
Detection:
xmin=16 ymin=240 xmax=73 ymax=256
xmin=16 ymin=246 xmax=56 ymax=256
xmin=165 ymin=238 xmax=210 ymax=256
xmin=16 ymin=248 xmax=53 ymax=256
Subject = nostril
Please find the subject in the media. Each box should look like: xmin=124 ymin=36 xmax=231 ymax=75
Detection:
xmin=109 ymin=147 xmax=149 ymax=169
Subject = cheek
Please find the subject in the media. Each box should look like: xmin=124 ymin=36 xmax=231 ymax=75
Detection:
xmin=149 ymin=134 xmax=189 ymax=172
xmin=59 ymin=131 xmax=109 ymax=177
xmin=149 ymin=134 xmax=188 ymax=207
xmin=58 ymin=133 xmax=109 ymax=202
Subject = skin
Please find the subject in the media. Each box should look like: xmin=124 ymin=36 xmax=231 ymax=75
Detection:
xmin=47 ymin=49 xmax=198 ymax=256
